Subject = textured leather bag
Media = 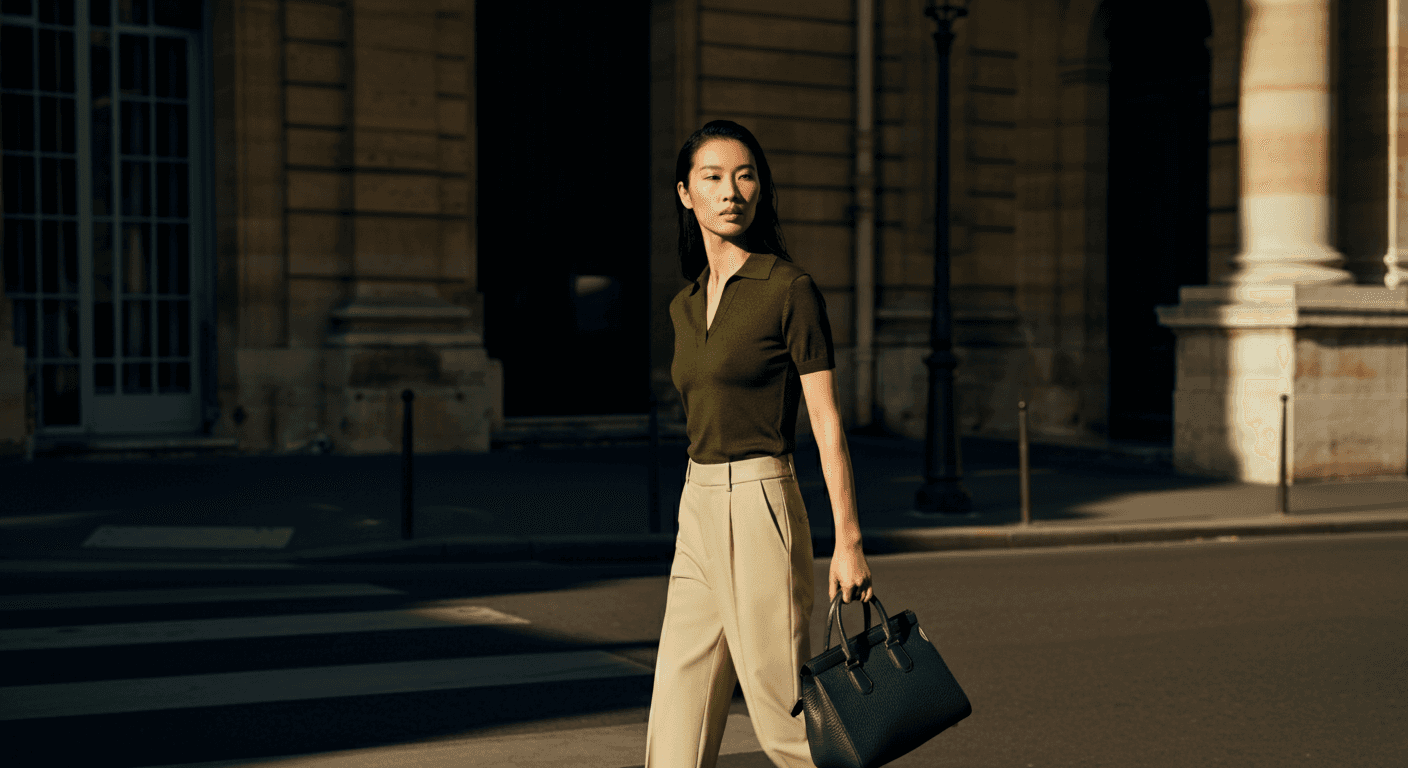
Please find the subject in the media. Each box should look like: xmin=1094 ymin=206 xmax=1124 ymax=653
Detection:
xmin=790 ymin=593 xmax=971 ymax=768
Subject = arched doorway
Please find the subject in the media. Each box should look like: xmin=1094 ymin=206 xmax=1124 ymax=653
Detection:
xmin=475 ymin=2 xmax=650 ymax=418
xmin=1104 ymin=1 xmax=1212 ymax=442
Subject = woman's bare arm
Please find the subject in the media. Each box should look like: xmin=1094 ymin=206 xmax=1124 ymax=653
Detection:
xmin=800 ymin=368 xmax=873 ymax=603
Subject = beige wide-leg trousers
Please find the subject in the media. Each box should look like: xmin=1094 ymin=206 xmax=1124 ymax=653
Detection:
xmin=644 ymin=454 xmax=816 ymax=768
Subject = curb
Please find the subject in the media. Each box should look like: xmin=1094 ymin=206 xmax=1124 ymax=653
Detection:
xmin=847 ymin=512 xmax=1408 ymax=554
xmin=291 ymin=511 xmax=1408 ymax=564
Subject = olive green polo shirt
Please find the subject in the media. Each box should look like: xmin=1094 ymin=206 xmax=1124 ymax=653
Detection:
xmin=669 ymin=251 xmax=836 ymax=464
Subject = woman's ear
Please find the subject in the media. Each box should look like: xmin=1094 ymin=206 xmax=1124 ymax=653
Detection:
xmin=677 ymin=181 xmax=693 ymax=210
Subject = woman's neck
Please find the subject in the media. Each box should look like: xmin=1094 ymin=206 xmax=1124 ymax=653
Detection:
xmin=704 ymin=241 xmax=752 ymax=286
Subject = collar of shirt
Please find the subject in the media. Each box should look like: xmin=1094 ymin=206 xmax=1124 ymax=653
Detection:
xmin=689 ymin=252 xmax=778 ymax=295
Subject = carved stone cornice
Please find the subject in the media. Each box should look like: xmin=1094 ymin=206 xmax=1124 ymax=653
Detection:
xmin=1157 ymin=285 xmax=1408 ymax=329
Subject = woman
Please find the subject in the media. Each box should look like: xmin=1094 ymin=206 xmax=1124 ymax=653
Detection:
xmin=644 ymin=120 xmax=874 ymax=768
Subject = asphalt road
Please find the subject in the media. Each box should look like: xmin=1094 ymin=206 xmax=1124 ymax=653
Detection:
xmin=1 ymin=531 xmax=1404 ymax=767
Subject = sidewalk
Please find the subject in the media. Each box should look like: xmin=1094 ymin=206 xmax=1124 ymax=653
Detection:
xmin=2 ymin=432 xmax=1406 ymax=567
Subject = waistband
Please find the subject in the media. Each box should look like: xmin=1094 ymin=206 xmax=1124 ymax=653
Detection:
xmin=687 ymin=454 xmax=795 ymax=487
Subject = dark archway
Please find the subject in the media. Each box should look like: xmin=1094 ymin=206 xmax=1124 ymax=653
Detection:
xmin=1105 ymin=1 xmax=1212 ymax=442
xmin=476 ymin=2 xmax=650 ymax=418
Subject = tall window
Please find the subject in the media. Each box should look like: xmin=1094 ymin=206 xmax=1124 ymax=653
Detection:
xmin=2 ymin=0 xmax=206 ymax=435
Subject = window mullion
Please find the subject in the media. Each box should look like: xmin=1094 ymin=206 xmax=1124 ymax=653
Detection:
xmin=76 ymin=3 xmax=93 ymax=429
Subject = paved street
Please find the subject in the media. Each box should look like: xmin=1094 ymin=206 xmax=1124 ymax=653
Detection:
xmin=1 ymin=531 xmax=1403 ymax=767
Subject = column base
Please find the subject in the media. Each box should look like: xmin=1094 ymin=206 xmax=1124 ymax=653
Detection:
xmin=320 ymin=285 xmax=500 ymax=455
xmin=1157 ymin=285 xmax=1408 ymax=483
xmin=1225 ymin=247 xmax=1353 ymax=287
xmin=1385 ymin=250 xmax=1408 ymax=289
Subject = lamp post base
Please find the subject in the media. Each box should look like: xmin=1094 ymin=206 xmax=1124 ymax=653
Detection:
xmin=914 ymin=479 xmax=972 ymax=514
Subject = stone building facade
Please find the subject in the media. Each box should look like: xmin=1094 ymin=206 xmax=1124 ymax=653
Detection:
xmin=2 ymin=0 xmax=1405 ymax=483
xmin=1 ymin=0 xmax=495 ymax=457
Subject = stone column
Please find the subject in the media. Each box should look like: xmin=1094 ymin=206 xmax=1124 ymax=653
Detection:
xmin=1228 ymin=0 xmax=1351 ymax=286
xmin=321 ymin=0 xmax=496 ymax=454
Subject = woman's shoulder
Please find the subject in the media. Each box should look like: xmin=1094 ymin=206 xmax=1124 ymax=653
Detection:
xmin=669 ymin=279 xmax=697 ymax=313
xmin=767 ymin=255 xmax=812 ymax=286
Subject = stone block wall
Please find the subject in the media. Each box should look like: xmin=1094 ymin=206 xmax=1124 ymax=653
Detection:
xmin=211 ymin=0 xmax=494 ymax=455
xmin=1293 ymin=327 xmax=1408 ymax=479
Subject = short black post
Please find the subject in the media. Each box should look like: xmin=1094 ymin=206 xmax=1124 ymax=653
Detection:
xmin=648 ymin=391 xmax=661 ymax=534
xmin=1018 ymin=400 xmax=1031 ymax=525
xmin=401 ymin=388 xmax=415 ymax=539
xmin=1277 ymin=392 xmax=1289 ymax=515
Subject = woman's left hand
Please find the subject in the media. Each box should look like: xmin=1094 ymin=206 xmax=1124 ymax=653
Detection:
xmin=829 ymin=540 xmax=873 ymax=604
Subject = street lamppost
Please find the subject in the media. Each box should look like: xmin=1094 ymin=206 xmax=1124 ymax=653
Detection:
xmin=915 ymin=0 xmax=973 ymax=514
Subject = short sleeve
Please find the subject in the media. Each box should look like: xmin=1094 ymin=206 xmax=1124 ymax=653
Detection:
xmin=783 ymin=274 xmax=835 ymax=375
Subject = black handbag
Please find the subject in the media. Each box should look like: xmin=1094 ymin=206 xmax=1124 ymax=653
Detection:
xmin=790 ymin=593 xmax=972 ymax=768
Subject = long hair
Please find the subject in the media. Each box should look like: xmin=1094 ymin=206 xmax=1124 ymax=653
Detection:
xmin=675 ymin=120 xmax=792 ymax=281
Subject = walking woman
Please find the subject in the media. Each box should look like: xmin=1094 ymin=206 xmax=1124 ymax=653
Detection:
xmin=644 ymin=120 xmax=874 ymax=767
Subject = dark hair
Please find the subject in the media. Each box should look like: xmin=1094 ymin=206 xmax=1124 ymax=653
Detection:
xmin=675 ymin=120 xmax=792 ymax=281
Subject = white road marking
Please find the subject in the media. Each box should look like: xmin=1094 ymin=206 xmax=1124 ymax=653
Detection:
xmin=0 ymin=584 xmax=404 ymax=611
xmin=134 ymin=714 xmax=762 ymax=768
xmin=0 ymin=651 xmax=654 ymax=721
xmin=0 ymin=602 xmax=529 ymax=651
xmin=83 ymin=526 xmax=296 ymax=549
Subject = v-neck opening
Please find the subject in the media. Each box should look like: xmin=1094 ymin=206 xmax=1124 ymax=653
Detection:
xmin=705 ymin=280 xmax=722 ymax=340
xmin=698 ymin=253 xmax=764 ymax=344
xmin=704 ymin=276 xmax=733 ymax=343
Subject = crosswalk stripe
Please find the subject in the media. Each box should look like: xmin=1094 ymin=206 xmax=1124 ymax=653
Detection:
xmin=0 ymin=602 xmax=529 ymax=651
xmin=133 ymin=715 xmax=763 ymax=768
xmin=0 ymin=651 xmax=654 ymax=721
xmin=0 ymin=583 xmax=405 ymax=611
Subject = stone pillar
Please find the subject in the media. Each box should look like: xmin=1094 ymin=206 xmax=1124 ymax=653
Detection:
xmin=1229 ymin=0 xmax=1351 ymax=286
xmin=321 ymin=0 xmax=496 ymax=454
xmin=1157 ymin=1 xmax=1408 ymax=483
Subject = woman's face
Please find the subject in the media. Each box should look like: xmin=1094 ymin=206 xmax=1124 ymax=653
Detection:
xmin=677 ymin=138 xmax=760 ymax=247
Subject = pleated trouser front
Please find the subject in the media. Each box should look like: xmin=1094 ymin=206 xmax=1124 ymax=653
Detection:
xmin=644 ymin=454 xmax=817 ymax=768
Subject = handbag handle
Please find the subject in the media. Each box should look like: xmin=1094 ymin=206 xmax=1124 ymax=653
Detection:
xmin=824 ymin=592 xmax=898 ymax=664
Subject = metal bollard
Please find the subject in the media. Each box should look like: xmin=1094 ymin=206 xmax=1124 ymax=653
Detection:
xmin=1277 ymin=393 xmax=1289 ymax=515
xmin=1018 ymin=400 xmax=1031 ymax=525
xmin=648 ymin=392 xmax=661 ymax=534
xmin=401 ymin=389 xmax=415 ymax=539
